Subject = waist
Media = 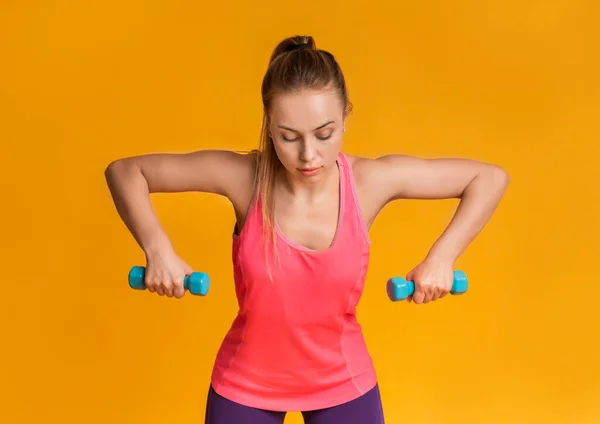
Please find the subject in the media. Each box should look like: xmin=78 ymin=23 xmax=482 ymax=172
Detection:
xmin=209 ymin=312 xmax=376 ymax=410
xmin=219 ymin=311 xmax=366 ymax=361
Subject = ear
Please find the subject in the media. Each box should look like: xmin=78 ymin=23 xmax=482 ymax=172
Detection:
xmin=266 ymin=116 xmax=273 ymax=139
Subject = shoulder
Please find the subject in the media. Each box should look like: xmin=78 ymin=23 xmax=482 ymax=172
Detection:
xmin=221 ymin=149 xmax=259 ymax=197
xmin=341 ymin=152 xmax=416 ymax=203
xmin=211 ymin=148 xmax=258 ymax=170
xmin=340 ymin=153 xmax=386 ymax=184
xmin=203 ymin=149 xmax=258 ymax=187
xmin=226 ymin=149 xmax=259 ymax=179
xmin=340 ymin=152 xmax=387 ymax=197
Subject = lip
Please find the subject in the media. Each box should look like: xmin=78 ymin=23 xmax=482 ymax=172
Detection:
xmin=298 ymin=167 xmax=320 ymax=176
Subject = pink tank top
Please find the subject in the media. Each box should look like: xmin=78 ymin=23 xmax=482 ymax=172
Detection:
xmin=210 ymin=152 xmax=377 ymax=411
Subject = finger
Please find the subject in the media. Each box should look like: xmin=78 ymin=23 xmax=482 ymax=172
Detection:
xmin=406 ymin=295 xmax=413 ymax=303
xmin=163 ymin=283 xmax=174 ymax=298
xmin=156 ymin=286 xmax=165 ymax=296
xmin=439 ymin=281 xmax=452 ymax=299
xmin=431 ymin=286 xmax=441 ymax=302
xmin=174 ymin=287 xmax=185 ymax=299
xmin=420 ymin=284 xmax=432 ymax=303
xmin=414 ymin=278 xmax=429 ymax=304
xmin=438 ymin=286 xmax=448 ymax=299
xmin=429 ymin=284 xmax=441 ymax=302
xmin=426 ymin=289 xmax=435 ymax=302
xmin=412 ymin=288 xmax=425 ymax=304
xmin=145 ymin=277 xmax=156 ymax=293
xmin=411 ymin=278 xmax=421 ymax=304
xmin=173 ymin=278 xmax=185 ymax=299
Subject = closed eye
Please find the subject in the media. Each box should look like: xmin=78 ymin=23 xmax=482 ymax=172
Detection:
xmin=282 ymin=133 xmax=333 ymax=142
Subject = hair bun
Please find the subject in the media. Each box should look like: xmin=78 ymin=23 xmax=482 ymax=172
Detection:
xmin=268 ymin=35 xmax=316 ymax=64
xmin=286 ymin=41 xmax=313 ymax=52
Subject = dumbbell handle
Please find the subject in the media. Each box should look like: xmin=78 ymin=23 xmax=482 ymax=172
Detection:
xmin=387 ymin=270 xmax=468 ymax=301
xmin=128 ymin=266 xmax=210 ymax=296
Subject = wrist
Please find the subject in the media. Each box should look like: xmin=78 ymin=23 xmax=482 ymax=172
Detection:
xmin=142 ymin=231 xmax=173 ymax=257
xmin=426 ymin=244 xmax=458 ymax=266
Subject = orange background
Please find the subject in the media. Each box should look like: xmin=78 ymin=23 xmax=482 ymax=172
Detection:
xmin=1 ymin=1 xmax=598 ymax=423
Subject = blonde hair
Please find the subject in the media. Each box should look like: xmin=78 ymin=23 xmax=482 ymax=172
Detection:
xmin=254 ymin=35 xmax=352 ymax=277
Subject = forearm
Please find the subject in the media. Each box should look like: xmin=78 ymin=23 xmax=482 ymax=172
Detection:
xmin=427 ymin=166 xmax=509 ymax=263
xmin=104 ymin=160 xmax=172 ymax=255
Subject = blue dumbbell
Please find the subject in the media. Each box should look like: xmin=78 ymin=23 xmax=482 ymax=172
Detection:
xmin=128 ymin=265 xmax=210 ymax=296
xmin=387 ymin=270 xmax=468 ymax=301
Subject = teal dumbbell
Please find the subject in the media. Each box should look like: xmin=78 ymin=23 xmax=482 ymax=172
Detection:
xmin=128 ymin=266 xmax=210 ymax=296
xmin=387 ymin=270 xmax=468 ymax=301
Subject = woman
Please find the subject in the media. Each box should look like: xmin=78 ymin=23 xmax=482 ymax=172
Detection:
xmin=105 ymin=35 xmax=509 ymax=424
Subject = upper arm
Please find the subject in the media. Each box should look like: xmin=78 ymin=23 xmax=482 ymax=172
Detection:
xmin=355 ymin=154 xmax=508 ymax=203
xmin=105 ymin=149 xmax=257 ymax=198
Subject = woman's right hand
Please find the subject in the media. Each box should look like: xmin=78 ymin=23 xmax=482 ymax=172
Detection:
xmin=143 ymin=244 xmax=194 ymax=299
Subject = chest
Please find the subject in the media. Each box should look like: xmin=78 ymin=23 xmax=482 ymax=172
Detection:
xmin=235 ymin=225 xmax=369 ymax=317
xmin=275 ymin=194 xmax=341 ymax=252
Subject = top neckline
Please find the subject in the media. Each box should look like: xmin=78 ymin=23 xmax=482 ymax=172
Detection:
xmin=274 ymin=154 xmax=345 ymax=253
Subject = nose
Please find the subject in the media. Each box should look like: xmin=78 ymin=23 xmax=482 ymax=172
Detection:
xmin=299 ymin=139 xmax=317 ymax=163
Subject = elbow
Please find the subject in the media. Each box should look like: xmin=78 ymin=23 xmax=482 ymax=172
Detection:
xmin=463 ymin=164 xmax=509 ymax=198
xmin=104 ymin=158 xmax=136 ymax=185
xmin=104 ymin=159 xmax=123 ymax=181
xmin=104 ymin=159 xmax=117 ymax=177
xmin=487 ymin=164 xmax=510 ymax=191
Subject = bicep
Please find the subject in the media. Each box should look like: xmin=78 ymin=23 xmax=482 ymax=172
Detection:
xmin=370 ymin=155 xmax=495 ymax=201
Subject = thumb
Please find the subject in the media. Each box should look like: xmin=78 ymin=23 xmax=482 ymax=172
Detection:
xmin=184 ymin=263 xmax=194 ymax=275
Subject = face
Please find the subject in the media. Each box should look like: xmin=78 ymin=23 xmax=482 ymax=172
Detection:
xmin=268 ymin=88 xmax=346 ymax=181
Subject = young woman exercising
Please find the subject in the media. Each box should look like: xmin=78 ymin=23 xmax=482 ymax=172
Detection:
xmin=105 ymin=35 xmax=509 ymax=424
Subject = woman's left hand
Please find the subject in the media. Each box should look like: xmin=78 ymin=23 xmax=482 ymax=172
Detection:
xmin=405 ymin=257 xmax=455 ymax=304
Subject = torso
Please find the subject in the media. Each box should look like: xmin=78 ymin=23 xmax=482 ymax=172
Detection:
xmin=210 ymin=152 xmax=379 ymax=411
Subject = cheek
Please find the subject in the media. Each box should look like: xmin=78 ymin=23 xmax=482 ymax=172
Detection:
xmin=273 ymin=142 xmax=297 ymax=166
xmin=324 ymin=136 xmax=343 ymax=157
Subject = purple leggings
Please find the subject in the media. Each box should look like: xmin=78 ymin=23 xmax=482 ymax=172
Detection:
xmin=204 ymin=384 xmax=385 ymax=424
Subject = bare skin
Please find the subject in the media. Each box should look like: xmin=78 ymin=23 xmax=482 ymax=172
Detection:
xmin=105 ymin=89 xmax=509 ymax=304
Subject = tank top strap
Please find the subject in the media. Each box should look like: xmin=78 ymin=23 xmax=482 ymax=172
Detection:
xmin=337 ymin=152 xmax=372 ymax=245
xmin=233 ymin=177 xmax=261 ymax=240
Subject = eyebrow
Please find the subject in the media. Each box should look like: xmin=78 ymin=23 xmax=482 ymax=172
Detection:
xmin=277 ymin=120 xmax=335 ymax=132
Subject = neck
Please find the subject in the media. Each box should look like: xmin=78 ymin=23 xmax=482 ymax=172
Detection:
xmin=277 ymin=163 xmax=339 ymax=200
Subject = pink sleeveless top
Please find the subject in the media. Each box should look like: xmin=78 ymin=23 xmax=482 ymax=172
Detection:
xmin=210 ymin=152 xmax=377 ymax=411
